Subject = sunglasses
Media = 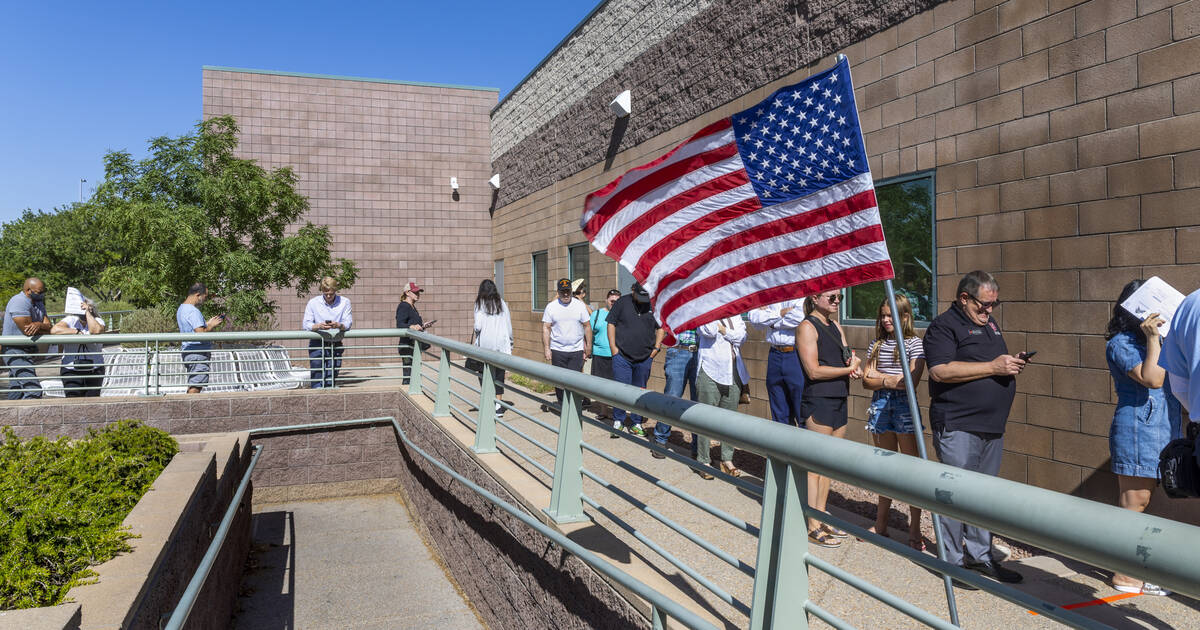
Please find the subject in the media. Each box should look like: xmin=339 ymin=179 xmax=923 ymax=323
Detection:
xmin=965 ymin=294 xmax=1000 ymax=310
xmin=822 ymin=294 xmax=842 ymax=303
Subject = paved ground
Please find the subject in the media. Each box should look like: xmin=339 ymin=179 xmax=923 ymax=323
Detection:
xmin=409 ymin=363 xmax=1200 ymax=630
xmin=231 ymin=494 xmax=484 ymax=630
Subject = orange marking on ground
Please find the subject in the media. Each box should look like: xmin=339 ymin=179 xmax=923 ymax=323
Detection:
xmin=1028 ymin=592 xmax=1142 ymax=615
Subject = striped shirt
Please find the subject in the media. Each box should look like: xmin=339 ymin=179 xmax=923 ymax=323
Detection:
xmin=867 ymin=337 xmax=924 ymax=375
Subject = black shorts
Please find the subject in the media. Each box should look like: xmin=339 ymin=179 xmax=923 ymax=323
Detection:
xmin=591 ymin=355 xmax=614 ymax=380
xmin=801 ymin=395 xmax=848 ymax=430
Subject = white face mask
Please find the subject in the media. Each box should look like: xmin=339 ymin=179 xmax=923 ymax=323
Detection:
xmin=1169 ymin=373 xmax=1191 ymax=414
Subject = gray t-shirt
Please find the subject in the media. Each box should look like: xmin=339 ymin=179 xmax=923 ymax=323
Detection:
xmin=3 ymin=291 xmax=46 ymax=337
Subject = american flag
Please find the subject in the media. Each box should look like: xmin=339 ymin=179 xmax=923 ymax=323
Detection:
xmin=581 ymin=57 xmax=894 ymax=343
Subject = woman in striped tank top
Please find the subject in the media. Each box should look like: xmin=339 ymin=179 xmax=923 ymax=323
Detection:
xmin=862 ymin=294 xmax=927 ymax=552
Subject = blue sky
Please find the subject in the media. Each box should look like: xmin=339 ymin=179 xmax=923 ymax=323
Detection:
xmin=0 ymin=0 xmax=598 ymax=222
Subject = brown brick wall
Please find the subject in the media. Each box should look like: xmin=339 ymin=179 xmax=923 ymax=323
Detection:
xmin=201 ymin=69 xmax=497 ymax=344
xmin=489 ymin=0 xmax=1200 ymax=514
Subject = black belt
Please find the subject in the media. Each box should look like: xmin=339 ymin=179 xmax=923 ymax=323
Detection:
xmin=770 ymin=345 xmax=796 ymax=352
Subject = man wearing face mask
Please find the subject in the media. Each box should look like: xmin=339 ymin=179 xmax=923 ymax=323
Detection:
xmin=2 ymin=277 xmax=53 ymax=399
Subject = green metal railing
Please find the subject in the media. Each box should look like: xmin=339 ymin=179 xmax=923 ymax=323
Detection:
xmin=399 ymin=329 xmax=1200 ymax=629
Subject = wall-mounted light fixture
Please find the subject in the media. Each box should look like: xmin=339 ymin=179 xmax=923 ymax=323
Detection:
xmin=488 ymin=174 xmax=500 ymax=190
xmin=610 ymin=90 xmax=631 ymax=118
xmin=449 ymin=176 xmax=459 ymax=191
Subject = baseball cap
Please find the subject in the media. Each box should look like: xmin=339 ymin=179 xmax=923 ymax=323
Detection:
xmin=631 ymin=282 xmax=650 ymax=303
xmin=404 ymin=282 xmax=424 ymax=294
xmin=606 ymin=289 xmax=621 ymax=297
xmin=571 ymin=278 xmax=586 ymax=293
xmin=556 ymin=278 xmax=572 ymax=293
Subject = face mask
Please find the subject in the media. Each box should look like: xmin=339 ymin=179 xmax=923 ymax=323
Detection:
xmin=30 ymin=292 xmax=44 ymax=304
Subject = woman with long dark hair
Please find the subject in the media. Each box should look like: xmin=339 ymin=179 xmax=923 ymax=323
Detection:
xmin=472 ymin=279 xmax=512 ymax=416
xmin=1105 ymin=279 xmax=1181 ymax=596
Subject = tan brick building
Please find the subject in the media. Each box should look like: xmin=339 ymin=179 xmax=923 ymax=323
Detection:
xmin=489 ymin=0 xmax=1200 ymax=519
xmin=201 ymin=67 xmax=497 ymax=343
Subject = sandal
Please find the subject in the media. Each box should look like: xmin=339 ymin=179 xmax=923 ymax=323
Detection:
xmin=1113 ymin=582 xmax=1171 ymax=596
xmin=719 ymin=462 xmax=743 ymax=477
xmin=822 ymin=525 xmax=849 ymax=539
xmin=808 ymin=529 xmax=842 ymax=549
xmin=908 ymin=534 xmax=926 ymax=552
xmin=693 ymin=467 xmax=715 ymax=480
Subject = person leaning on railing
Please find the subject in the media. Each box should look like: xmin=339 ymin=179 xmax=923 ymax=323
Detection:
xmin=51 ymin=298 xmax=107 ymax=397
xmin=177 ymin=283 xmax=226 ymax=394
xmin=303 ymin=276 xmax=353 ymax=389
xmin=2 ymin=277 xmax=52 ymax=399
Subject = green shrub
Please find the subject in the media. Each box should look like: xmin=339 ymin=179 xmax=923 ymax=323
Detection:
xmin=508 ymin=373 xmax=555 ymax=394
xmin=0 ymin=421 xmax=179 ymax=610
xmin=119 ymin=307 xmax=178 ymax=336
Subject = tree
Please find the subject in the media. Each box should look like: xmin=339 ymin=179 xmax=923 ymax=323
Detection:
xmin=0 ymin=205 xmax=122 ymax=302
xmin=87 ymin=115 xmax=357 ymax=323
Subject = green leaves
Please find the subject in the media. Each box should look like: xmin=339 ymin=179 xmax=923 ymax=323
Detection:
xmin=0 ymin=421 xmax=178 ymax=610
xmin=0 ymin=114 xmax=358 ymax=323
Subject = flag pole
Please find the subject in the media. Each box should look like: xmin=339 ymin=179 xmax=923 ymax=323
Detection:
xmin=838 ymin=48 xmax=962 ymax=625
xmin=884 ymin=277 xmax=961 ymax=626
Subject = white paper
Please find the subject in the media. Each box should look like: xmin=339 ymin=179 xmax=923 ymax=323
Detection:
xmin=64 ymin=287 xmax=85 ymax=315
xmin=1120 ymin=276 xmax=1185 ymax=337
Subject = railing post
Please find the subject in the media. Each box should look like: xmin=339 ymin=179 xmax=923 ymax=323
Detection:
xmin=153 ymin=340 xmax=160 ymax=395
xmin=544 ymin=389 xmax=587 ymax=524
xmin=473 ymin=362 xmax=498 ymax=454
xmin=143 ymin=340 xmax=151 ymax=396
xmin=407 ymin=339 xmax=422 ymax=396
xmin=433 ymin=348 xmax=451 ymax=417
xmin=750 ymin=457 xmax=810 ymax=630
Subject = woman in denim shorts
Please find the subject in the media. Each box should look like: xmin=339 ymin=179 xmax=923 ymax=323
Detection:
xmin=862 ymin=295 xmax=926 ymax=551
xmin=1105 ymin=279 xmax=1182 ymax=596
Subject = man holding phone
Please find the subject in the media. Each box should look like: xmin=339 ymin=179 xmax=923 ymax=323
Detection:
xmin=923 ymin=270 xmax=1026 ymax=585
xmin=303 ymin=276 xmax=353 ymax=388
xmin=177 ymin=283 xmax=226 ymax=394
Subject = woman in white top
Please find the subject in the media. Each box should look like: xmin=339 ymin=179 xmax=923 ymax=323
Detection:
xmin=861 ymin=294 xmax=926 ymax=551
xmin=472 ymin=279 xmax=512 ymax=415
xmin=51 ymin=299 xmax=107 ymax=397
xmin=692 ymin=315 xmax=749 ymax=478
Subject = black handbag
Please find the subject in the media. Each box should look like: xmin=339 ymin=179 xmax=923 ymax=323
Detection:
xmin=1159 ymin=423 xmax=1200 ymax=499
xmin=464 ymin=357 xmax=484 ymax=375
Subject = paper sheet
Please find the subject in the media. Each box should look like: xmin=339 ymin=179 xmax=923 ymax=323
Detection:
xmin=1120 ymin=276 xmax=1185 ymax=337
xmin=64 ymin=287 xmax=85 ymax=315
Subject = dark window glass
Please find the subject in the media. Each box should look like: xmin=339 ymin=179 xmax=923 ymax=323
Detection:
xmin=568 ymin=243 xmax=590 ymax=295
xmin=531 ymin=251 xmax=547 ymax=310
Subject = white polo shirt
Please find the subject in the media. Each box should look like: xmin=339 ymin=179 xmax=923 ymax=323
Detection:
xmin=542 ymin=298 xmax=590 ymax=352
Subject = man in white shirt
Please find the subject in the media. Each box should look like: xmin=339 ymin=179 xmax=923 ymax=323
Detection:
xmin=303 ymin=276 xmax=353 ymax=388
xmin=542 ymin=278 xmax=592 ymax=411
xmin=748 ymin=300 xmax=807 ymax=426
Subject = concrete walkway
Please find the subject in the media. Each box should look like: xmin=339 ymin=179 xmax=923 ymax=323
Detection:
xmin=231 ymin=494 xmax=484 ymax=630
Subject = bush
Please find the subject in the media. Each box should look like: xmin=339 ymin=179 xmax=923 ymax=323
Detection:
xmin=120 ymin=307 xmax=179 ymax=336
xmin=0 ymin=421 xmax=179 ymax=609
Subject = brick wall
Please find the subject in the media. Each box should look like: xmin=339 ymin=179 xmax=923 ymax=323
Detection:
xmin=489 ymin=0 xmax=1200 ymax=513
xmin=201 ymin=68 xmax=497 ymax=344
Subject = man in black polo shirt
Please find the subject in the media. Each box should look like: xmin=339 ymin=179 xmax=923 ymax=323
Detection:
xmin=923 ymin=270 xmax=1026 ymax=585
xmin=607 ymin=282 xmax=663 ymax=437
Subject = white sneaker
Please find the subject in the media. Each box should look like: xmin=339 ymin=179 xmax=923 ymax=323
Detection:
xmin=495 ymin=402 xmax=505 ymax=416
xmin=992 ymin=540 xmax=1011 ymax=562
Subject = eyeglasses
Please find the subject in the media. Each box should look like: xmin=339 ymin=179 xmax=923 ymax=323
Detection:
xmin=966 ymin=294 xmax=1000 ymax=310
xmin=823 ymin=294 xmax=842 ymax=303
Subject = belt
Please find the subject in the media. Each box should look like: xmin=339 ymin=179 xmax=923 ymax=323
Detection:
xmin=677 ymin=345 xmax=697 ymax=352
xmin=771 ymin=345 xmax=796 ymax=352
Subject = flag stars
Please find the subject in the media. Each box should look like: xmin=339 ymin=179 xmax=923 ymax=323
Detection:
xmin=784 ymin=139 xmax=795 ymax=149
xmin=833 ymin=94 xmax=842 ymax=104
xmin=754 ymin=139 xmax=764 ymax=149
xmin=780 ymin=184 xmax=790 ymax=192
xmin=837 ymin=115 xmax=846 ymax=126
xmin=773 ymin=132 xmax=782 ymax=142
xmin=810 ymin=83 xmax=820 ymax=92
xmin=804 ymin=97 xmax=813 ymax=106
xmin=785 ymin=105 xmax=795 ymax=115
xmin=756 ymin=108 xmax=765 ymax=116
xmin=823 ymin=89 xmax=832 ymax=99
xmin=791 ymin=91 xmax=803 ymax=100
xmin=785 ymin=172 xmax=795 ymax=181
xmin=821 ymin=124 xmax=829 ymax=134
xmin=773 ymin=98 xmax=783 ymax=108
xmin=827 ymin=110 xmax=836 ymax=120
xmin=768 ymin=178 xmax=777 ymax=187
xmin=766 ymin=146 xmax=777 ymax=156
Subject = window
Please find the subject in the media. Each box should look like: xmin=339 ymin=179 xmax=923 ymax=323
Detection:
xmin=844 ymin=172 xmax=936 ymax=324
xmin=617 ymin=263 xmax=635 ymax=295
xmin=494 ymin=259 xmax=504 ymax=296
xmin=568 ymin=243 xmax=590 ymax=293
xmin=531 ymin=251 xmax=547 ymax=310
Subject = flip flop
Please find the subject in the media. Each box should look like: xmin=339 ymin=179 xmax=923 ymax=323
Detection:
xmin=808 ymin=529 xmax=842 ymax=549
xmin=1114 ymin=582 xmax=1171 ymax=596
xmin=822 ymin=525 xmax=850 ymax=539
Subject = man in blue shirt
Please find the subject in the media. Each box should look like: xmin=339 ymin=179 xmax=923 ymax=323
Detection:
xmin=2 ymin=278 xmax=52 ymax=399
xmin=176 ymin=283 xmax=225 ymax=394
xmin=302 ymin=277 xmax=353 ymax=388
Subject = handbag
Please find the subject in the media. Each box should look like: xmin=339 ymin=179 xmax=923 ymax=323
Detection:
xmin=464 ymin=357 xmax=484 ymax=375
xmin=1159 ymin=422 xmax=1200 ymax=499
xmin=739 ymin=382 xmax=751 ymax=405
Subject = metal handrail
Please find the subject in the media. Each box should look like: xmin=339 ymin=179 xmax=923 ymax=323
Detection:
xmin=407 ymin=329 xmax=1200 ymax=618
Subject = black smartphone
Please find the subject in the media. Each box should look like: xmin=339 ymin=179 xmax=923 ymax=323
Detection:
xmin=1019 ymin=350 xmax=1037 ymax=361
xmin=219 ymin=313 xmax=227 ymax=320
xmin=325 ymin=320 xmax=333 ymax=324
xmin=424 ymin=319 xmax=437 ymax=327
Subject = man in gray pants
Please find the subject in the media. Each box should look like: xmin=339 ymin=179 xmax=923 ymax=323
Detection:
xmin=922 ymin=271 xmax=1027 ymax=585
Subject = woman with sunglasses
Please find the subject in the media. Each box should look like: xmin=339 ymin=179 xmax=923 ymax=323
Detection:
xmin=797 ymin=289 xmax=861 ymax=548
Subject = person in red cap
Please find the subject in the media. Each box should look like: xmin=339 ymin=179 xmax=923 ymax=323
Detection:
xmin=396 ymin=281 xmax=435 ymax=385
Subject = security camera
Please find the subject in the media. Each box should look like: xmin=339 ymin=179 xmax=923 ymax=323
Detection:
xmin=450 ymin=177 xmax=459 ymax=191
xmin=488 ymin=174 xmax=500 ymax=190
xmin=610 ymin=90 xmax=631 ymax=118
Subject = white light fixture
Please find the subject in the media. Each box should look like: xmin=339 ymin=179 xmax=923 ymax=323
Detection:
xmin=488 ymin=174 xmax=500 ymax=190
xmin=610 ymin=90 xmax=631 ymax=118
xmin=449 ymin=176 xmax=459 ymax=191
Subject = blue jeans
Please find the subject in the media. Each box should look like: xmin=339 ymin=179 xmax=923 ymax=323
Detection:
xmin=655 ymin=347 xmax=697 ymax=444
xmin=3 ymin=346 xmax=42 ymax=399
xmin=612 ymin=353 xmax=652 ymax=427
xmin=309 ymin=339 xmax=344 ymax=388
xmin=766 ymin=347 xmax=804 ymax=426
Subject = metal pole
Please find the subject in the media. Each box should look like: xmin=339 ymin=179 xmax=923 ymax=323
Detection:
xmin=433 ymin=348 xmax=451 ymax=416
xmin=885 ymin=278 xmax=960 ymax=626
xmin=408 ymin=340 xmax=422 ymax=396
xmin=749 ymin=458 xmax=810 ymax=629
xmin=473 ymin=361 xmax=499 ymax=454
xmin=544 ymin=389 xmax=587 ymax=523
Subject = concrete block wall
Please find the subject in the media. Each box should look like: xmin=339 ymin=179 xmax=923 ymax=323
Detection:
xmin=201 ymin=68 xmax=497 ymax=344
xmin=487 ymin=0 xmax=1200 ymax=514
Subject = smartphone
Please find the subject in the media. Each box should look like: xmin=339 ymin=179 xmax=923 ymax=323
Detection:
xmin=325 ymin=320 xmax=333 ymax=324
xmin=1018 ymin=350 xmax=1037 ymax=361
xmin=424 ymin=319 xmax=437 ymax=327
xmin=219 ymin=313 xmax=227 ymax=320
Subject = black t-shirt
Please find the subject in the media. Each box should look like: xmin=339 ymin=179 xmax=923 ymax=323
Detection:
xmin=923 ymin=303 xmax=1016 ymax=433
xmin=395 ymin=301 xmax=422 ymax=351
xmin=605 ymin=295 xmax=659 ymax=361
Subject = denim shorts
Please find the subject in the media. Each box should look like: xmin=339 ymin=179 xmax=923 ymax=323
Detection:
xmin=866 ymin=390 xmax=915 ymax=435
xmin=1110 ymin=396 xmax=1176 ymax=479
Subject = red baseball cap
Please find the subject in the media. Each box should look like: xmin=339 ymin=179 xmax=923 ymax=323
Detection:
xmin=404 ymin=282 xmax=424 ymax=294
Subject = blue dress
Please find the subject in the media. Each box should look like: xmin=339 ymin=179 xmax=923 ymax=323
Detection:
xmin=1106 ymin=331 xmax=1183 ymax=478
